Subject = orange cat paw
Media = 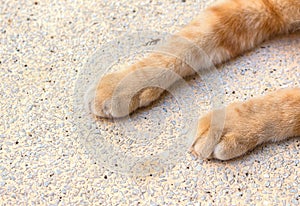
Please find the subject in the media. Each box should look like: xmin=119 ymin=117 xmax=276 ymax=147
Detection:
xmin=85 ymin=70 xmax=164 ymax=118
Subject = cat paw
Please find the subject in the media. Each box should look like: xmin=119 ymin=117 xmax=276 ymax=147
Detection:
xmin=85 ymin=70 xmax=164 ymax=118
xmin=190 ymin=105 xmax=259 ymax=160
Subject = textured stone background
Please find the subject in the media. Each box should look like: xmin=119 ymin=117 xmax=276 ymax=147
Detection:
xmin=1 ymin=0 xmax=299 ymax=205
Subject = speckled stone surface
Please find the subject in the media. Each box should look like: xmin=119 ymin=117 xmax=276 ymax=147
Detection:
xmin=1 ymin=0 xmax=299 ymax=205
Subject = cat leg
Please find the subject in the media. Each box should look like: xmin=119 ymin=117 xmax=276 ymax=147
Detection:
xmin=190 ymin=88 xmax=300 ymax=160
xmin=87 ymin=0 xmax=296 ymax=118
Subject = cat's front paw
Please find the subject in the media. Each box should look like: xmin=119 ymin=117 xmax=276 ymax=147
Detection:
xmin=190 ymin=105 xmax=259 ymax=161
xmin=85 ymin=70 xmax=164 ymax=118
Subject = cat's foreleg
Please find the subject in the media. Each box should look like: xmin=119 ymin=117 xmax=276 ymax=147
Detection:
xmin=87 ymin=0 xmax=296 ymax=118
xmin=190 ymin=88 xmax=300 ymax=160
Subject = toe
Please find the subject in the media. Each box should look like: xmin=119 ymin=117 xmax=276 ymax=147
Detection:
xmin=84 ymin=82 xmax=112 ymax=118
xmin=189 ymin=146 xmax=199 ymax=157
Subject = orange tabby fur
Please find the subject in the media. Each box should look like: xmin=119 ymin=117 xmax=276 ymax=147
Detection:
xmin=191 ymin=88 xmax=300 ymax=160
xmin=86 ymin=0 xmax=300 ymax=160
